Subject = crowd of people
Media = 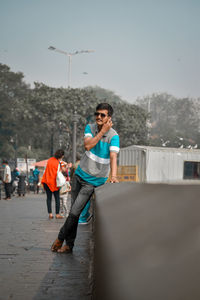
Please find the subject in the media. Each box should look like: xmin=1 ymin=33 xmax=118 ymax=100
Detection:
xmin=0 ymin=159 xmax=74 ymax=216
xmin=0 ymin=152 xmax=91 ymax=224
xmin=0 ymin=163 xmax=42 ymax=199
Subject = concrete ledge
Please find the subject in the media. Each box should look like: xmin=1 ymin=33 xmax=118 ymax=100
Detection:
xmin=94 ymin=182 xmax=200 ymax=300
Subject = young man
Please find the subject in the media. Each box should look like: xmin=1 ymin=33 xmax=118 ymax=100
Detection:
xmin=3 ymin=160 xmax=12 ymax=200
xmin=51 ymin=103 xmax=120 ymax=253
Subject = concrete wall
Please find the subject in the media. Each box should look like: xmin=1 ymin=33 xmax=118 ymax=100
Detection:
xmin=94 ymin=182 xmax=200 ymax=300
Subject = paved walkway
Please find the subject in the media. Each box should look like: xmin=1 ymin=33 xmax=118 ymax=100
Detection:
xmin=0 ymin=193 xmax=93 ymax=300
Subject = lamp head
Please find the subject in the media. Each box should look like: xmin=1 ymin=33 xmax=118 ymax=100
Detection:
xmin=48 ymin=46 xmax=56 ymax=50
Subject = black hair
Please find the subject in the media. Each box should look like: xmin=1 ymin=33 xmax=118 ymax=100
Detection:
xmin=96 ymin=103 xmax=113 ymax=117
xmin=54 ymin=149 xmax=65 ymax=159
xmin=2 ymin=160 xmax=8 ymax=164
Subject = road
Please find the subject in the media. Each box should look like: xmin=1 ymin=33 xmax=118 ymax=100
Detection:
xmin=0 ymin=193 xmax=93 ymax=300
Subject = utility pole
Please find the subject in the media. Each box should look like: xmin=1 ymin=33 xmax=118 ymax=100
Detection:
xmin=147 ymin=98 xmax=151 ymax=141
xmin=72 ymin=111 xmax=78 ymax=165
xmin=48 ymin=46 xmax=94 ymax=88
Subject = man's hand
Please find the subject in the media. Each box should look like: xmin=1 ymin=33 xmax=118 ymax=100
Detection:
xmin=101 ymin=118 xmax=113 ymax=134
xmin=84 ymin=118 xmax=113 ymax=151
xmin=110 ymin=152 xmax=118 ymax=183
xmin=110 ymin=176 xmax=119 ymax=183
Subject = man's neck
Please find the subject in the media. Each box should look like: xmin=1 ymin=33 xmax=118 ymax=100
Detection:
xmin=97 ymin=124 xmax=102 ymax=132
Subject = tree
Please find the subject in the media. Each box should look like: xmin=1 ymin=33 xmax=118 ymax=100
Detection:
xmin=136 ymin=93 xmax=200 ymax=148
xmin=0 ymin=63 xmax=149 ymax=161
xmin=0 ymin=63 xmax=30 ymax=159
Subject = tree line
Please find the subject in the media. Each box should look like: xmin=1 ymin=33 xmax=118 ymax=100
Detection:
xmin=136 ymin=93 xmax=200 ymax=149
xmin=0 ymin=63 xmax=148 ymax=161
xmin=1 ymin=63 xmax=199 ymax=163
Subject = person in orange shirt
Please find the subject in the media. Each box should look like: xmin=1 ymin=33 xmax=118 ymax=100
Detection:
xmin=42 ymin=149 xmax=67 ymax=219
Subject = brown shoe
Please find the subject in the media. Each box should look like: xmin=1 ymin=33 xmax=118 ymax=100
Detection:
xmin=51 ymin=239 xmax=63 ymax=252
xmin=57 ymin=245 xmax=72 ymax=253
xmin=56 ymin=215 xmax=64 ymax=219
xmin=49 ymin=214 xmax=54 ymax=219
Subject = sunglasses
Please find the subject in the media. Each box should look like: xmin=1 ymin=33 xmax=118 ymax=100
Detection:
xmin=94 ymin=112 xmax=108 ymax=118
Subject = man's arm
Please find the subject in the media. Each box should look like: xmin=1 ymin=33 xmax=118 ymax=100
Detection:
xmin=84 ymin=119 xmax=113 ymax=151
xmin=110 ymin=152 xmax=119 ymax=183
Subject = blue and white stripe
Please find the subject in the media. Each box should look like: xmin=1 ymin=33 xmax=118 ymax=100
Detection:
xmin=75 ymin=123 xmax=120 ymax=186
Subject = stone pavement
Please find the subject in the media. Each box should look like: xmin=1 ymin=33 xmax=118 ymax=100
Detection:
xmin=0 ymin=193 xmax=94 ymax=300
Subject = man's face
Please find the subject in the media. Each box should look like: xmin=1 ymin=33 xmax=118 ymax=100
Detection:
xmin=94 ymin=109 xmax=110 ymax=126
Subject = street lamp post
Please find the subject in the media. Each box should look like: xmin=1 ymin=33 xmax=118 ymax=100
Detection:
xmin=48 ymin=46 xmax=94 ymax=88
xmin=147 ymin=99 xmax=151 ymax=141
xmin=10 ymin=134 xmax=17 ymax=168
xmin=72 ymin=111 xmax=79 ymax=165
xmin=48 ymin=46 xmax=94 ymax=165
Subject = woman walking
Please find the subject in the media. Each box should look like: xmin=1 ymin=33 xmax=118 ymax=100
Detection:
xmin=42 ymin=149 xmax=67 ymax=219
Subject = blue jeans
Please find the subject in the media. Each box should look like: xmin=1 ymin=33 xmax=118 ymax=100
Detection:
xmin=58 ymin=175 xmax=94 ymax=249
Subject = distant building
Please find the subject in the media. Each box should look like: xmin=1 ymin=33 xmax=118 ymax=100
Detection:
xmin=17 ymin=158 xmax=36 ymax=173
xmin=119 ymin=145 xmax=200 ymax=184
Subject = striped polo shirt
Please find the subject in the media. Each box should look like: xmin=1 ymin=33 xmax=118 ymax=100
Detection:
xmin=75 ymin=123 xmax=120 ymax=186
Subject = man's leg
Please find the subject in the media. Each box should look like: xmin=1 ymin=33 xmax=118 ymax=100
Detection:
xmin=79 ymin=200 xmax=91 ymax=224
xmin=56 ymin=175 xmax=82 ymax=242
xmin=52 ymin=175 xmax=94 ymax=252
xmin=70 ymin=174 xmax=82 ymax=207
xmin=51 ymin=175 xmax=82 ymax=252
xmin=59 ymin=177 xmax=94 ymax=249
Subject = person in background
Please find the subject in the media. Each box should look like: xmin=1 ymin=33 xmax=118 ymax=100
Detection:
xmin=11 ymin=168 xmax=20 ymax=195
xmin=12 ymin=168 xmax=20 ymax=180
xmin=41 ymin=149 xmax=67 ymax=219
xmin=51 ymin=102 xmax=120 ymax=253
xmin=59 ymin=171 xmax=71 ymax=218
xmin=33 ymin=166 xmax=40 ymax=194
xmin=2 ymin=160 xmax=12 ymax=200
xmin=17 ymin=172 xmax=26 ymax=197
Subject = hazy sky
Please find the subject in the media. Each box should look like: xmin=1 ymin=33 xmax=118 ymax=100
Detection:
xmin=0 ymin=0 xmax=199 ymax=103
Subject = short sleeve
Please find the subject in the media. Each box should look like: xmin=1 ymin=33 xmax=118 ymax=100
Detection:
xmin=84 ymin=124 xmax=93 ymax=138
xmin=110 ymin=135 xmax=120 ymax=153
